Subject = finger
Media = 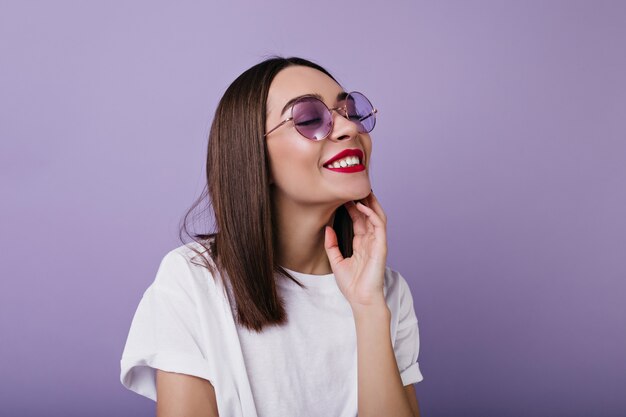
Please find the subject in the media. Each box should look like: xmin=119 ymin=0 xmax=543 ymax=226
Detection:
xmin=355 ymin=201 xmax=386 ymax=231
xmin=365 ymin=192 xmax=387 ymax=224
xmin=354 ymin=199 xmax=375 ymax=234
xmin=323 ymin=226 xmax=344 ymax=268
xmin=343 ymin=201 xmax=369 ymax=235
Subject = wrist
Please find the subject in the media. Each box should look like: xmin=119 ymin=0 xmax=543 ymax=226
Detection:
xmin=350 ymin=299 xmax=391 ymax=322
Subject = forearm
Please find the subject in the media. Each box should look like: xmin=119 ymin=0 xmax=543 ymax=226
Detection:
xmin=353 ymin=301 xmax=415 ymax=417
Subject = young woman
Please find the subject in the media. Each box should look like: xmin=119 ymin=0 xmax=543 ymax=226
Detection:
xmin=120 ymin=57 xmax=423 ymax=417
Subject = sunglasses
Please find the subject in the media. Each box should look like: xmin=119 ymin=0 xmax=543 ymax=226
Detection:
xmin=264 ymin=91 xmax=378 ymax=141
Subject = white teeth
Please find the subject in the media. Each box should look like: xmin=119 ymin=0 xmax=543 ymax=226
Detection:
xmin=327 ymin=155 xmax=361 ymax=168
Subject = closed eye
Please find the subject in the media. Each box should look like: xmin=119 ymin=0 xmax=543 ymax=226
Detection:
xmin=295 ymin=118 xmax=322 ymax=126
xmin=357 ymin=113 xmax=374 ymax=121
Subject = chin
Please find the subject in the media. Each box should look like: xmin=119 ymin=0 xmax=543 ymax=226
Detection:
xmin=345 ymin=186 xmax=372 ymax=202
xmin=325 ymin=178 xmax=372 ymax=204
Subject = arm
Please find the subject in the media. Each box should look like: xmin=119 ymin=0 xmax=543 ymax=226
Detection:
xmin=353 ymin=304 xmax=418 ymax=417
xmin=156 ymin=370 xmax=219 ymax=417
xmin=404 ymin=383 xmax=422 ymax=417
xmin=324 ymin=192 xmax=422 ymax=416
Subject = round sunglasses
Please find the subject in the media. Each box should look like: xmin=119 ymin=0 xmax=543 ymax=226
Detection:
xmin=264 ymin=91 xmax=378 ymax=141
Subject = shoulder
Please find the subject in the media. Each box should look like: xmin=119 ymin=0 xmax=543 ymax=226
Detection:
xmin=151 ymin=239 xmax=221 ymax=300
xmin=158 ymin=240 xmax=214 ymax=270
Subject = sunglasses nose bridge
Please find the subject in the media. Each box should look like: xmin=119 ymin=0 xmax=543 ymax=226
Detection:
xmin=326 ymin=106 xmax=360 ymax=141
xmin=329 ymin=104 xmax=348 ymax=119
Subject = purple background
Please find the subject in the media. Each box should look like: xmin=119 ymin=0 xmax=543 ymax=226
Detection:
xmin=2 ymin=1 xmax=625 ymax=416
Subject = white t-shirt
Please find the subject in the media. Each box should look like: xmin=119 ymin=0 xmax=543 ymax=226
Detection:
xmin=120 ymin=241 xmax=423 ymax=417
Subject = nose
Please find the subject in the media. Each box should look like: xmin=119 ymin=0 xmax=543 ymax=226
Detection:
xmin=328 ymin=109 xmax=359 ymax=142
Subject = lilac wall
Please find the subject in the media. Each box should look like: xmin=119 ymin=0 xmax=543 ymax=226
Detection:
xmin=2 ymin=1 xmax=625 ymax=416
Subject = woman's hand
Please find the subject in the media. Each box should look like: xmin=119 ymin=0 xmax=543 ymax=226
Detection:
xmin=324 ymin=191 xmax=388 ymax=310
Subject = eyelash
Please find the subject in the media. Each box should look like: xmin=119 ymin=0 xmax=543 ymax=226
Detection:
xmin=295 ymin=118 xmax=322 ymax=126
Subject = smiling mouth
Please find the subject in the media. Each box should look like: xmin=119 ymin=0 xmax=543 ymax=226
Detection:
xmin=324 ymin=164 xmax=366 ymax=173
xmin=322 ymin=148 xmax=366 ymax=173
xmin=323 ymin=157 xmax=366 ymax=173
xmin=324 ymin=155 xmax=362 ymax=169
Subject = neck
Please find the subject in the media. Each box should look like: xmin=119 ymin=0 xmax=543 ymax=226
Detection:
xmin=273 ymin=190 xmax=340 ymax=275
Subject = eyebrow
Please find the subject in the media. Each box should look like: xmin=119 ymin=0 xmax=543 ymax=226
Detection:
xmin=280 ymin=91 xmax=349 ymax=116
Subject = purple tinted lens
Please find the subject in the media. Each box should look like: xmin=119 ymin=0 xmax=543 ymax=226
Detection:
xmin=346 ymin=92 xmax=376 ymax=133
xmin=292 ymin=97 xmax=332 ymax=140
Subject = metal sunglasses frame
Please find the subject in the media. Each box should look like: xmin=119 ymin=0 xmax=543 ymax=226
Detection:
xmin=263 ymin=91 xmax=378 ymax=140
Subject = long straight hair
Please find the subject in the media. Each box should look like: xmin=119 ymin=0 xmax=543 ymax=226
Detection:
xmin=179 ymin=56 xmax=354 ymax=333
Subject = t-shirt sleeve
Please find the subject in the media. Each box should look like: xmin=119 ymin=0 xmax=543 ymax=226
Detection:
xmin=120 ymin=250 xmax=215 ymax=401
xmin=394 ymin=273 xmax=424 ymax=386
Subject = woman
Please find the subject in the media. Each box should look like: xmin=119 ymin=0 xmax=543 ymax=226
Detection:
xmin=120 ymin=56 xmax=423 ymax=417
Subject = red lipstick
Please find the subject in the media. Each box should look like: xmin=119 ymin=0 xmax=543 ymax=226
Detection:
xmin=325 ymin=164 xmax=366 ymax=173
xmin=323 ymin=148 xmax=364 ymax=166
xmin=323 ymin=148 xmax=366 ymax=173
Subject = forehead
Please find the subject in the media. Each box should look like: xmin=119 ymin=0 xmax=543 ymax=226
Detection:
xmin=266 ymin=66 xmax=343 ymax=116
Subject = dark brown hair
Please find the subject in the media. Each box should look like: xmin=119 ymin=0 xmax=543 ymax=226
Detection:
xmin=179 ymin=56 xmax=354 ymax=332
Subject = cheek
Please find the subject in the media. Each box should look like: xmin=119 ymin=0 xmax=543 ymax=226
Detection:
xmin=267 ymin=140 xmax=320 ymax=185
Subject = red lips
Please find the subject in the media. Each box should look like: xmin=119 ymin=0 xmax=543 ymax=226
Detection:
xmin=323 ymin=148 xmax=364 ymax=167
